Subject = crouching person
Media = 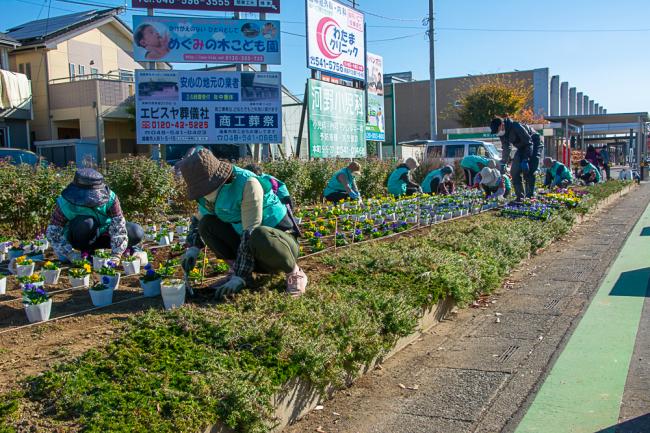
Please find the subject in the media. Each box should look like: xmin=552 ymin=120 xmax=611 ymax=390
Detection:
xmin=422 ymin=165 xmax=455 ymax=195
xmin=324 ymin=161 xmax=362 ymax=202
xmin=475 ymin=167 xmax=511 ymax=199
xmin=178 ymin=148 xmax=306 ymax=299
xmin=578 ymin=159 xmax=601 ymax=185
xmin=46 ymin=168 xmax=144 ymax=261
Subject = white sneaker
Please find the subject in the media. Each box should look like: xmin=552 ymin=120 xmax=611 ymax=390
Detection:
xmin=286 ymin=267 xmax=308 ymax=297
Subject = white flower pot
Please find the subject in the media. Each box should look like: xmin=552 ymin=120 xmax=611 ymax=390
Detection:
xmin=42 ymin=269 xmax=61 ymax=285
xmin=0 ymin=276 xmax=6 ymax=295
xmin=35 ymin=240 xmax=49 ymax=252
xmin=93 ymin=256 xmax=109 ymax=271
xmin=122 ymin=260 xmax=141 ymax=276
xmin=0 ymin=253 xmax=5 ymax=262
xmin=16 ymin=263 xmax=35 ymax=277
xmin=89 ymin=287 xmax=114 ymax=307
xmin=146 ymin=224 xmax=157 ymax=233
xmin=0 ymin=244 xmax=9 ymax=254
xmin=101 ymin=274 xmax=121 ymax=290
xmin=453 ymin=211 xmax=461 ymax=218
xmin=25 ymin=298 xmax=52 ymax=323
xmin=158 ymin=236 xmax=170 ymax=246
xmin=140 ymin=278 xmax=161 ymax=297
xmin=177 ymin=235 xmax=187 ymax=244
xmin=145 ymin=233 xmax=156 ymax=242
xmin=161 ymin=280 xmax=185 ymax=310
xmin=176 ymin=225 xmax=189 ymax=235
xmin=133 ymin=251 xmax=148 ymax=267
xmin=444 ymin=212 xmax=453 ymax=220
xmin=385 ymin=213 xmax=396 ymax=222
xmin=70 ymin=275 xmax=90 ymax=289
xmin=167 ymin=232 xmax=174 ymax=242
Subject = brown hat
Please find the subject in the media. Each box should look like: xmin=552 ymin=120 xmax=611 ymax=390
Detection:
xmin=176 ymin=148 xmax=233 ymax=200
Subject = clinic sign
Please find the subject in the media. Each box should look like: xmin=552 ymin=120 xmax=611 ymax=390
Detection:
xmin=131 ymin=0 xmax=281 ymax=13
xmin=135 ymin=70 xmax=282 ymax=145
xmin=306 ymin=0 xmax=366 ymax=81
xmin=308 ymin=79 xmax=366 ymax=158
xmin=366 ymin=52 xmax=385 ymax=141
xmin=132 ymin=16 xmax=281 ymax=64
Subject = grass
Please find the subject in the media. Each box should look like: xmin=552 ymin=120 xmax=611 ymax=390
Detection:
xmin=0 ymin=181 xmax=632 ymax=433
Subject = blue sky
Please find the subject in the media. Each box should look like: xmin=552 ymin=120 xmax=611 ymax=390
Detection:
xmin=6 ymin=0 xmax=650 ymax=113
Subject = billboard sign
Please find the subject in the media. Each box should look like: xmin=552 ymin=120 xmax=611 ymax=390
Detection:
xmin=366 ymin=52 xmax=385 ymax=141
xmin=135 ymin=70 xmax=282 ymax=145
xmin=132 ymin=16 xmax=281 ymax=64
xmin=308 ymin=79 xmax=366 ymax=158
xmin=306 ymin=0 xmax=366 ymax=81
xmin=131 ymin=0 xmax=281 ymax=13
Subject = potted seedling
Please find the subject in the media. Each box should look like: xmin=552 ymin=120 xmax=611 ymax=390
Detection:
xmin=14 ymin=256 xmax=35 ymax=277
xmin=33 ymin=236 xmax=49 ymax=253
xmin=139 ymin=264 xmax=161 ymax=297
xmin=175 ymin=222 xmax=189 ymax=235
xmin=22 ymin=283 xmax=52 ymax=323
xmin=157 ymin=232 xmax=171 ymax=246
xmin=69 ymin=260 xmax=92 ymax=289
xmin=89 ymin=276 xmax=114 ymax=307
xmin=93 ymin=249 xmax=112 ymax=271
xmin=97 ymin=261 xmax=120 ymax=290
xmin=41 ymin=261 xmax=61 ymax=285
xmin=121 ymin=255 xmax=141 ymax=276
xmin=18 ymin=273 xmax=44 ymax=290
xmin=160 ymin=278 xmax=186 ymax=310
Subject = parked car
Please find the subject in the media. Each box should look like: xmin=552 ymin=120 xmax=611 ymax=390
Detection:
xmin=0 ymin=148 xmax=47 ymax=166
xmin=422 ymin=140 xmax=501 ymax=162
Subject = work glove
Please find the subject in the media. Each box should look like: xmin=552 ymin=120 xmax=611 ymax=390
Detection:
xmin=519 ymin=160 xmax=530 ymax=174
xmin=349 ymin=190 xmax=360 ymax=200
xmin=214 ymin=275 xmax=245 ymax=300
xmin=182 ymin=246 xmax=200 ymax=273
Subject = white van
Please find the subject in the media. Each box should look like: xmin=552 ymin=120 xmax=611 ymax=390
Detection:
xmin=423 ymin=140 xmax=501 ymax=162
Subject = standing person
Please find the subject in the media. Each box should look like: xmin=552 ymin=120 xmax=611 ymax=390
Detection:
xmin=599 ymin=147 xmax=611 ymax=181
xmin=460 ymin=155 xmax=491 ymax=186
xmin=387 ymin=157 xmax=421 ymax=197
xmin=46 ymin=168 xmax=144 ymax=262
xmin=474 ymin=167 xmax=511 ymax=199
xmin=244 ymin=164 xmax=294 ymax=209
xmin=323 ymin=162 xmax=362 ymax=202
xmin=490 ymin=117 xmax=542 ymax=200
xmin=543 ymin=157 xmax=573 ymax=188
xmin=178 ymin=148 xmax=307 ymax=298
xmin=422 ymin=165 xmax=455 ymax=195
xmin=578 ymin=159 xmax=601 ymax=184
xmin=585 ymin=145 xmax=599 ymax=167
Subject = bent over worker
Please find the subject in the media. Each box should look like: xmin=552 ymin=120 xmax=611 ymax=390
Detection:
xmin=422 ymin=165 xmax=455 ymax=195
xmin=46 ymin=168 xmax=144 ymax=262
xmin=387 ymin=157 xmax=421 ymax=197
xmin=178 ymin=148 xmax=306 ymax=299
xmin=474 ymin=167 xmax=511 ymax=199
xmin=543 ymin=157 xmax=573 ymax=188
xmin=323 ymin=162 xmax=362 ymax=202
xmin=460 ymin=155 xmax=490 ymax=186
xmin=578 ymin=159 xmax=601 ymax=185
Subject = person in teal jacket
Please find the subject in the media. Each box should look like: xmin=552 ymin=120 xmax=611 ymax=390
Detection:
xmin=422 ymin=165 xmax=455 ymax=194
xmin=543 ymin=158 xmax=573 ymax=188
xmin=178 ymin=148 xmax=307 ymax=299
xmin=578 ymin=159 xmax=601 ymax=184
xmin=323 ymin=161 xmax=361 ymax=202
xmin=474 ymin=167 xmax=511 ymax=199
xmin=244 ymin=164 xmax=294 ymax=209
xmin=460 ymin=155 xmax=491 ymax=186
xmin=387 ymin=157 xmax=421 ymax=197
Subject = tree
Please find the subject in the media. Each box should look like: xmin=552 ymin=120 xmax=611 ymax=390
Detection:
xmin=455 ymin=77 xmax=532 ymax=127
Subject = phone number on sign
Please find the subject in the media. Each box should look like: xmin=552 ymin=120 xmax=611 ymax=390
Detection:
xmin=309 ymin=57 xmax=364 ymax=78
xmin=140 ymin=121 xmax=209 ymax=129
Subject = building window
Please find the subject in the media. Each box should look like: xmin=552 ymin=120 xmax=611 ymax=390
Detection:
xmin=78 ymin=64 xmax=85 ymax=77
xmin=17 ymin=63 xmax=32 ymax=80
xmin=69 ymin=63 xmax=76 ymax=79
xmin=118 ymin=69 xmax=134 ymax=82
xmin=90 ymin=67 xmax=98 ymax=78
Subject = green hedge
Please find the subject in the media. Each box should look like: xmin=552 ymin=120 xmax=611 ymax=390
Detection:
xmin=1 ymin=182 xmax=630 ymax=433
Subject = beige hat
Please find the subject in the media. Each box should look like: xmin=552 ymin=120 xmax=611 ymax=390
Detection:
xmin=404 ymin=157 xmax=419 ymax=169
xmin=479 ymin=167 xmax=499 ymax=187
xmin=176 ymin=148 xmax=233 ymax=200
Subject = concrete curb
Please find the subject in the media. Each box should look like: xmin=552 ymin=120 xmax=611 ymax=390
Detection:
xmin=205 ymin=183 xmax=637 ymax=433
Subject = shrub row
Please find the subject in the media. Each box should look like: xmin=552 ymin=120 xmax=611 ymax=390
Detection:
xmin=0 ymin=182 xmax=630 ymax=433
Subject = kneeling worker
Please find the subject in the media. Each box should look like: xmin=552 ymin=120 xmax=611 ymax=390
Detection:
xmin=578 ymin=159 xmax=601 ymax=185
xmin=46 ymin=168 xmax=144 ymax=261
xmin=323 ymin=161 xmax=362 ymax=202
xmin=543 ymin=157 xmax=573 ymax=188
xmin=422 ymin=165 xmax=455 ymax=195
xmin=387 ymin=157 xmax=421 ymax=197
xmin=474 ymin=167 xmax=511 ymax=199
xmin=178 ymin=148 xmax=306 ymax=298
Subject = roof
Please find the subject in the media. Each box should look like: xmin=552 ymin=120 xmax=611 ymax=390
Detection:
xmin=0 ymin=32 xmax=20 ymax=47
xmin=5 ymin=7 xmax=124 ymax=46
xmin=545 ymin=112 xmax=649 ymax=126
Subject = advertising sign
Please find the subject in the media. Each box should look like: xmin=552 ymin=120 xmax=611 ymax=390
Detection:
xmin=132 ymin=16 xmax=281 ymax=64
xmin=308 ymin=79 xmax=366 ymax=158
xmin=131 ymin=0 xmax=281 ymax=13
xmin=366 ymin=52 xmax=385 ymax=141
xmin=306 ymin=0 xmax=366 ymax=81
xmin=135 ymin=70 xmax=282 ymax=145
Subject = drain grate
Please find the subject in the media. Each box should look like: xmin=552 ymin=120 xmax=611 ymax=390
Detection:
xmin=544 ymin=298 xmax=561 ymax=310
xmin=498 ymin=345 xmax=519 ymax=363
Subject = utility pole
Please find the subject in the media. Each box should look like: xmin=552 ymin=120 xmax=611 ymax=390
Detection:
xmin=428 ymin=0 xmax=437 ymax=140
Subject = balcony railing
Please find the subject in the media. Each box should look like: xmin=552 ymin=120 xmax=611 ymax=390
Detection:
xmin=48 ymin=70 xmax=134 ymax=85
xmin=49 ymin=74 xmax=135 ymax=111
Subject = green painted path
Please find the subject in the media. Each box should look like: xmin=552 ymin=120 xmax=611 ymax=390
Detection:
xmin=515 ymin=202 xmax=650 ymax=433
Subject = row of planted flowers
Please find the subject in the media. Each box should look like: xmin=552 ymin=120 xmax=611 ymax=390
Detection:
xmin=500 ymin=188 xmax=587 ymax=221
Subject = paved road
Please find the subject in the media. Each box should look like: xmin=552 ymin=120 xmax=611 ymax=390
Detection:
xmin=284 ymin=183 xmax=650 ymax=433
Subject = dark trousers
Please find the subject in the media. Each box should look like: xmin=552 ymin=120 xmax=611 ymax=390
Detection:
xmin=511 ymin=151 xmax=526 ymax=201
xmin=603 ymin=163 xmax=610 ymax=180
xmin=526 ymin=141 xmax=543 ymax=198
xmin=464 ymin=168 xmax=478 ymax=186
xmin=482 ymin=184 xmax=510 ymax=198
xmin=68 ymin=216 xmax=144 ymax=254
xmin=406 ymin=185 xmax=421 ymax=195
xmin=198 ymin=215 xmax=299 ymax=274
xmin=325 ymin=191 xmax=350 ymax=203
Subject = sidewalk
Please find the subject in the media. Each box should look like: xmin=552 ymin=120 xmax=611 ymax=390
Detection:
xmin=283 ymin=183 xmax=650 ymax=433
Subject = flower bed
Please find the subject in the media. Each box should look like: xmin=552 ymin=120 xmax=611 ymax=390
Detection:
xmin=0 ymin=182 xmax=632 ymax=433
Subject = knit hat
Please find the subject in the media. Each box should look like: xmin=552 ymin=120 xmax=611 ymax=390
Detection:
xmin=176 ymin=148 xmax=233 ymax=200
xmin=441 ymin=164 xmax=454 ymax=175
xmin=490 ymin=118 xmax=504 ymax=134
xmin=60 ymin=168 xmax=111 ymax=208
xmin=479 ymin=167 xmax=499 ymax=187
